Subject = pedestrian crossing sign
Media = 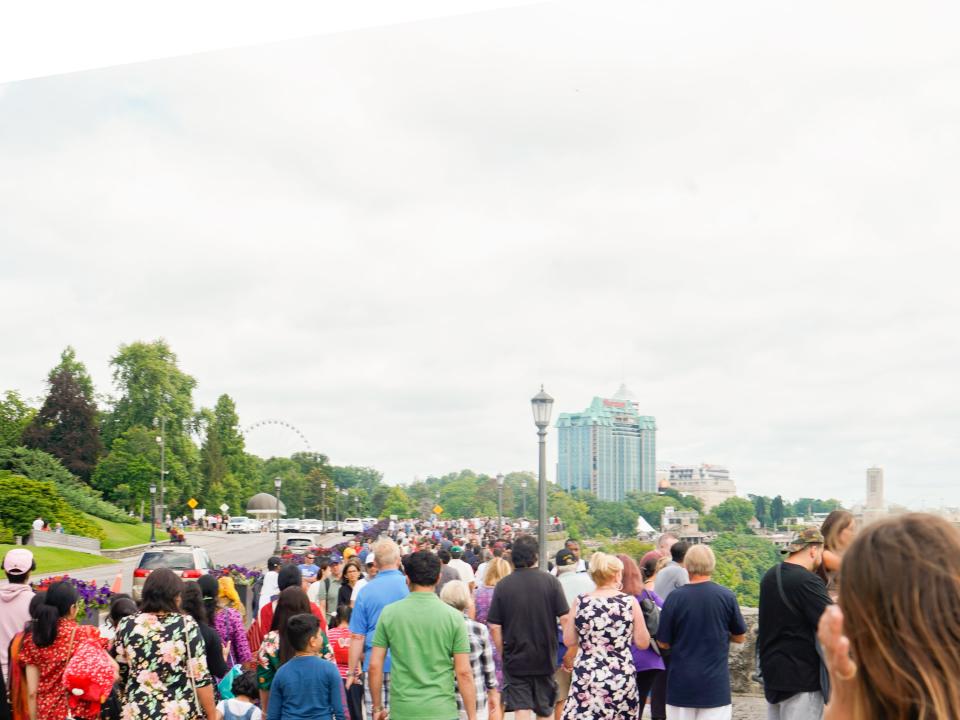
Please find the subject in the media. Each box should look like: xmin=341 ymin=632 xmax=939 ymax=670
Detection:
xmin=187 ymin=498 xmax=198 ymax=509
xmin=433 ymin=504 xmax=443 ymax=515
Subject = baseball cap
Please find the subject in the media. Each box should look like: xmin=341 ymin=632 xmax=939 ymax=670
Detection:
xmin=781 ymin=527 xmax=825 ymax=554
xmin=328 ymin=553 xmax=343 ymax=564
xmin=3 ymin=549 xmax=34 ymax=575
xmin=365 ymin=556 xmax=376 ymax=566
xmin=267 ymin=556 xmax=282 ymax=570
xmin=450 ymin=545 xmax=463 ymax=556
xmin=555 ymin=549 xmax=578 ymax=567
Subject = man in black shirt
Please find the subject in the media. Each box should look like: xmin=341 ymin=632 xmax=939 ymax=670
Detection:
xmin=758 ymin=528 xmax=833 ymax=720
xmin=487 ymin=535 xmax=569 ymax=720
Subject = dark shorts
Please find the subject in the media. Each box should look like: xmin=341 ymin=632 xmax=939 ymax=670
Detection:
xmin=502 ymin=671 xmax=558 ymax=717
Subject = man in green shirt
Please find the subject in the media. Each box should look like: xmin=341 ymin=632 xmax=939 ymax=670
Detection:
xmin=370 ymin=551 xmax=477 ymax=720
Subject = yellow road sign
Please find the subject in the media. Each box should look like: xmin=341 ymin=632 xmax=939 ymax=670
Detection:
xmin=187 ymin=498 xmax=198 ymax=509
xmin=433 ymin=504 xmax=443 ymax=515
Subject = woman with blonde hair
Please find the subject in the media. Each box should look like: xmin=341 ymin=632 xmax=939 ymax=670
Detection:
xmin=819 ymin=513 xmax=960 ymax=720
xmin=561 ymin=552 xmax=648 ymax=719
xmin=817 ymin=510 xmax=856 ymax=598
xmin=474 ymin=556 xmax=511 ymax=690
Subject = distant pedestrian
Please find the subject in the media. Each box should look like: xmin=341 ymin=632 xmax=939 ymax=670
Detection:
xmin=369 ymin=551 xmax=475 ymax=720
xmin=657 ymin=545 xmax=747 ymax=720
xmin=449 ymin=547 xmax=477 ymax=592
xmin=487 ymin=535 xmax=570 ymax=720
xmin=637 ymin=555 xmax=667 ymax=720
xmin=654 ymin=542 xmax=690 ymax=600
xmin=327 ymin=605 xmax=363 ymax=720
xmin=256 ymin=556 xmax=282 ymax=616
xmin=759 ymin=528 xmax=832 ymax=720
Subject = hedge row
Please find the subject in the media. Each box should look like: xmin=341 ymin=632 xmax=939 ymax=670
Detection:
xmin=0 ymin=471 xmax=105 ymax=541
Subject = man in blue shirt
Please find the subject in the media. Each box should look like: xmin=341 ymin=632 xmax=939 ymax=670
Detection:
xmin=657 ymin=544 xmax=747 ymax=720
xmin=299 ymin=552 xmax=320 ymax=583
xmin=347 ymin=538 xmax=409 ymax=718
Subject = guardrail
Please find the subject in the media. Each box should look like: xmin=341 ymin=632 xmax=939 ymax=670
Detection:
xmin=30 ymin=532 xmax=101 ymax=555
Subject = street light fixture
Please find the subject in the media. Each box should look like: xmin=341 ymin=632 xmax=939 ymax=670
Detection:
xmin=149 ymin=483 xmax=157 ymax=543
xmin=320 ymin=480 xmax=327 ymax=525
xmin=273 ymin=477 xmax=282 ymax=554
xmin=531 ymin=385 xmax=554 ymax=572
xmin=497 ymin=473 xmax=505 ymax=537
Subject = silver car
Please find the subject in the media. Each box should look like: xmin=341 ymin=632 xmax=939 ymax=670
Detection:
xmin=132 ymin=545 xmax=215 ymax=601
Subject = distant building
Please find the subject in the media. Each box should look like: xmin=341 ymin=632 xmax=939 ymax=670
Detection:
xmin=661 ymin=506 xmax=704 ymax=544
xmin=556 ymin=384 xmax=656 ymax=501
xmin=863 ymin=466 xmax=887 ymax=525
xmin=664 ymin=464 xmax=738 ymax=511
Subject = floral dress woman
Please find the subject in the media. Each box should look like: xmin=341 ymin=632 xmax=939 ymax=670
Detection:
xmin=20 ymin=618 xmax=103 ymax=720
xmin=112 ymin=612 xmax=212 ymax=720
xmin=212 ymin=604 xmax=252 ymax=668
xmin=562 ymin=594 xmax=640 ymax=720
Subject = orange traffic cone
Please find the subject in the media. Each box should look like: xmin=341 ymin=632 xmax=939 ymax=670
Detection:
xmin=110 ymin=572 xmax=123 ymax=594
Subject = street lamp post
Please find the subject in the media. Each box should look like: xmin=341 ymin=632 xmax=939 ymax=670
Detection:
xmin=154 ymin=416 xmax=166 ymax=526
xmin=149 ymin=484 xmax=157 ymax=543
xmin=320 ymin=481 xmax=327 ymax=525
xmin=531 ymin=385 xmax=554 ymax=572
xmin=273 ymin=477 xmax=282 ymax=554
xmin=521 ymin=478 xmax=527 ymax=518
xmin=496 ymin=473 xmax=505 ymax=537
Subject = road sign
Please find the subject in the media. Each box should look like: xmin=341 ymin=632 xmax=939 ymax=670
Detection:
xmin=192 ymin=509 xmax=206 ymax=520
xmin=187 ymin=498 xmax=198 ymax=509
xmin=433 ymin=504 xmax=443 ymax=515
xmin=219 ymin=503 xmax=229 ymax=513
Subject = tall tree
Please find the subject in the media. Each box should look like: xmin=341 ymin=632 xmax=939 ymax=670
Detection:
xmin=22 ymin=348 xmax=102 ymax=480
xmin=770 ymin=495 xmax=785 ymax=527
xmin=0 ymin=391 xmax=35 ymax=449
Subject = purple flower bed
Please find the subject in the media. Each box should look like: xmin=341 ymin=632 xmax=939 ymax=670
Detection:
xmin=32 ymin=575 xmax=113 ymax=620
xmin=221 ymin=564 xmax=262 ymax=585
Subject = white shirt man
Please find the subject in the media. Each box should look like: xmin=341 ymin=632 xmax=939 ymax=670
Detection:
xmin=448 ymin=547 xmax=476 ymax=590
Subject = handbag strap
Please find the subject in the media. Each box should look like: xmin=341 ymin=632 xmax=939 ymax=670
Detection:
xmin=775 ymin=563 xmax=803 ymax=619
xmin=182 ymin=616 xmax=202 ymax=718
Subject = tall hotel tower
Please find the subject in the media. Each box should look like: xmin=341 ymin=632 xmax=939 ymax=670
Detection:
xmin=556 ymin=384 xmax=657 ymax=501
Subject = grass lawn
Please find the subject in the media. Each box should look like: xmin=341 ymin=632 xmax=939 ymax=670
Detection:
xmin=85 ymin=514 xmax=169 ymax=549
xmin=0 ymin=544 xmax=116 ymax=574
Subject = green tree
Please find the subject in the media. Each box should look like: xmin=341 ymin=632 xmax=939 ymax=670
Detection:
xmin=770 ymin=495 xmax=785 ymax=527
xmin=0 ymin=471 xmax=104 ymax=541
xmin=22 ymin=348 xmax=102 ymax=480
xmin=702 ymin=497 xmax=756 ymax=532
xmin=94 ymin=426 xmax=190 ymax=513
xmin=0 ymin=391 xmax=35 ymax=449
xmin=711 ymin=533 xmax=780 ymax=606
xmin=547 ymin=489 xmax=591 ymax=540
xmin=381 ymin=486 xmax=414 ymax=517
xmin=749 ymin=494 xmax=770 ymax=528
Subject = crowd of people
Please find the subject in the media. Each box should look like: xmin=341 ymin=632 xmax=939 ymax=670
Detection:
xmin=1 ymin=510 xmax=959 ymax=720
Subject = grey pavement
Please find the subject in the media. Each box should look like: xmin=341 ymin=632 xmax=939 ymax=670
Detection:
xmin=502 ymin=696 xmax=767 ymax=719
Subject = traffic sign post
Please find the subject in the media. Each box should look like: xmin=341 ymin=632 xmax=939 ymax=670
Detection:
xmin=187 ymin=498 xmax=198 ymax=510
xmin=219 ymin=503 xmax=229 ymax=513
xmin=433 ymin=504 xmax=444 ymax=516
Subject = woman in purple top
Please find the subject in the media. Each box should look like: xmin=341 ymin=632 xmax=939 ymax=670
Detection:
xmin=472 ymin=556 xmax=512 ymax=689
xmin=199 ymin=574 xmax=252 ymax=671
xmin=619 ymin=554 xmax=665 ymax=718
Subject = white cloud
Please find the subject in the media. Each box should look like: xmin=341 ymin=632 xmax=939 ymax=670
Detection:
xmin=2 ymin=0 xmax=960 ymax=507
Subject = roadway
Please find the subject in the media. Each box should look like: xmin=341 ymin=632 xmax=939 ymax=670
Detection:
xmin=33 ymin=530 xmax=350 ymax=593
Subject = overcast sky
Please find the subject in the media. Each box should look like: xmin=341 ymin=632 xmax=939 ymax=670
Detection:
xmin=2 ymin=0 xmax=959 ymax=507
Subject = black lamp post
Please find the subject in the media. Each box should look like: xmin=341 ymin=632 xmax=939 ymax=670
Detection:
xmin=321 ymin=480 xmax=327 ymax=526
xmin=521 ymin=477 xmax=527 ymax=518
xmin=274 ymin=477 xmax=282 ymax=553
xmin=531 ymin=385 xmax=554 ymax=572
xmin=149 ymin=483 xmax=157 ymax=543
xmin=497 ymin=473 xmax=505 ymax=536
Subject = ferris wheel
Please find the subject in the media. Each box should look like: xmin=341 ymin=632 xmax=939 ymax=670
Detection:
xmin=240 ymin=419 xmax=314 ymax=458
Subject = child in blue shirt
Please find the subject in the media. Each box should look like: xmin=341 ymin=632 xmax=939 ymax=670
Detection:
xmin=266 ymin=613 xmax=345 ymax=720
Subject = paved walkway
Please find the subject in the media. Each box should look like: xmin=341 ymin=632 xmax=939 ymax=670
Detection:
xmin=503 ymin=696 xmax=767 ymax=719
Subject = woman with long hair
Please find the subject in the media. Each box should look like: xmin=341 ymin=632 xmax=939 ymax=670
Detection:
xmin=181 ymin=583 xmax=229 ymax=682
xmin=20 ymin=582 xmax=109 ymax=720
xmin=819 ymin=513 xmax=960 ymax=720
xmin=112 ymin=568 xmax=217 ymax=720
xmin=198 ymin=575 xmax=251 ymax=669
xmin=337 ymin=560 xmax=362 ymax=609
xmin=618 ymin=554 xmax=664 ymax=719
xmin=818 ymin=510 xmax=856 ymax=598
xmin=6 ymin=593 xmax=46 ymax=720
xmin=256 ymin=587 xmax=331 ymax=713
xmin=473 ymin=556 xmax=511 ymax=690
xmin=562 ymin=553 xmax=649 ymax=720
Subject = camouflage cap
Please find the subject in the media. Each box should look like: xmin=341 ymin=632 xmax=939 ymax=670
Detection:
xmin=781 ymin=527 xmax=825 ymax=554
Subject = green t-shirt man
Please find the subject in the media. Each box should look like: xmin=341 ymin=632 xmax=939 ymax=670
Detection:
xmin=372 ymin=591 xmax=470 ymax=720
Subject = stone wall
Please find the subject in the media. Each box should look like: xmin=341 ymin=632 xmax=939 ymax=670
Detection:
xmin=30 ymin=531 xmax=101 ymax=555
xmin=729 ymin=607 xmax=763 ymax=696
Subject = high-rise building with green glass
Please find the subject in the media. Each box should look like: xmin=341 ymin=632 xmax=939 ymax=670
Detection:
xmin=556 ymin=384 xmax=657 ymax=501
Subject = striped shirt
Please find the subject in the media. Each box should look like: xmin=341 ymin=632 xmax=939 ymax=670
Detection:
xmin=456 ymin=617 xmax=497 ymax=715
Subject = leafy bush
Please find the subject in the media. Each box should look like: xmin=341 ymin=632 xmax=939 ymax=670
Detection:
xmin=711 ymin=533 xmax=780 ymax=607
xmin=0 ymin=447 xmax=135 ymax=524
xmin=0 ymin=521 xmax=13 ymax=544
xmin=0 ymin=471 xmax=105 ymax=541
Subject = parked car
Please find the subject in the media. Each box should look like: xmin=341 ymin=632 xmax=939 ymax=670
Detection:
xmin=341 ymin=518 xmax=364 ymax=536
xmin=133 ymin=546 xmax=215 ymax=601
xmin=301 ymin=518 xmax=323 ymax=533
xmin=280 ymin=518 xmax=300 ymax=532
xmin=281 ymin=534 xmax=317 ymax=558
xmin=227 ymin=516 xmax=254 ymax=533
